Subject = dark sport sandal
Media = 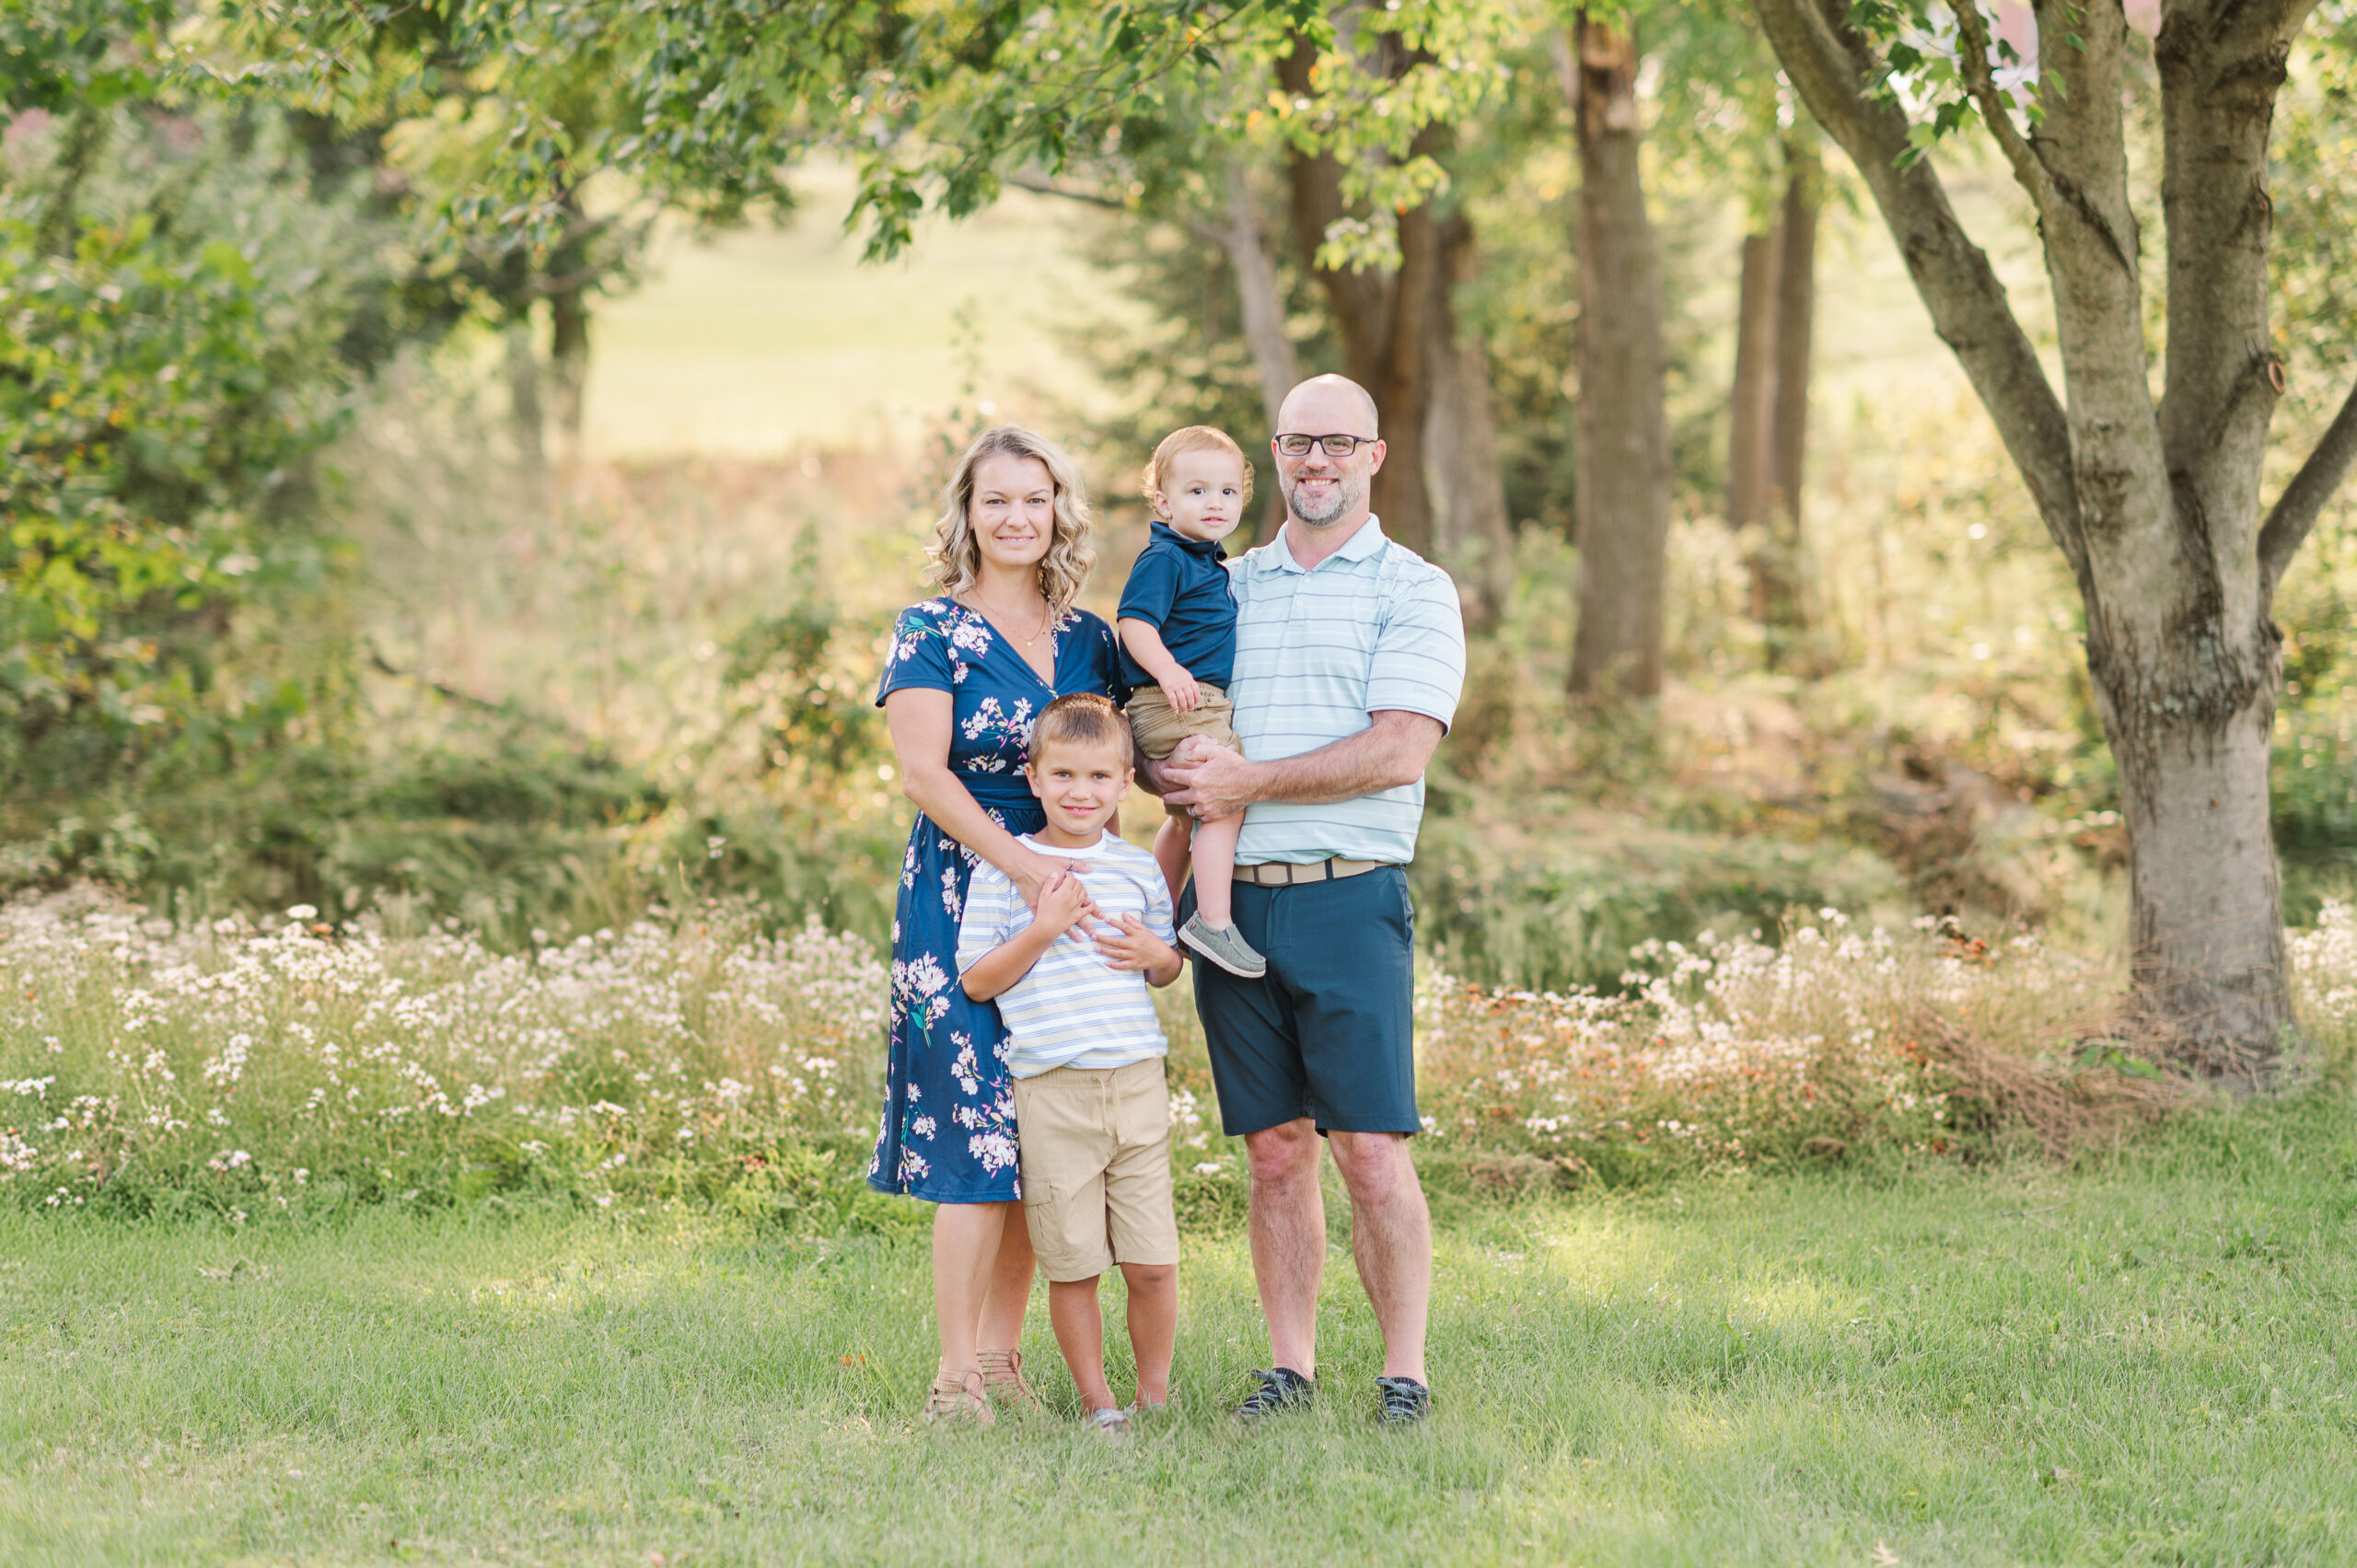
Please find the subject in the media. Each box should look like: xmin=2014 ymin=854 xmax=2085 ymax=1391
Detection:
xmin=1235 ymin=1365 xmax=1316 ymax=1424
xmin=1375 ymin=1375 xmax=1432 ymax=1426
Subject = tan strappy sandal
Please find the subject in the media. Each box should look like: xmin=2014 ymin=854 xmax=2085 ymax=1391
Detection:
xmin=977 ymin=1347 xmax=1039 ymax=1412
xmin=922 ymin=1368 xmax=993 ymax=1428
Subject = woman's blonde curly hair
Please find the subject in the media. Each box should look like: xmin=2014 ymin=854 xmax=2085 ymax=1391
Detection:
xmin=925 ymin=426 xmax=1097 ymax=621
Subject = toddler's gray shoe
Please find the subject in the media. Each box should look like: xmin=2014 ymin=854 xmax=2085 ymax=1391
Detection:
xmin=1180 ymin=914 xmax=1267 ymax=978
xmin=1086 ymin=1407 xmax=1134 ymax=1443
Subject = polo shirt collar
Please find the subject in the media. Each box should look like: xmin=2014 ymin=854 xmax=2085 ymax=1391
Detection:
xmin=1148 ymin=520 xmax=1227 ymax=561
xmin=1259 ymin=515 xmax=1387 ymax=574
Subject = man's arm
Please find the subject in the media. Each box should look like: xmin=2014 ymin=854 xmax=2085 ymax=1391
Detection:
xmin=1158 ymin=710 xmax=1444 ymax=823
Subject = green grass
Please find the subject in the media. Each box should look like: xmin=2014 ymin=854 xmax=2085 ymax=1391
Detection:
xmin=6 ymin=1098 xmax=2355 ymax=1566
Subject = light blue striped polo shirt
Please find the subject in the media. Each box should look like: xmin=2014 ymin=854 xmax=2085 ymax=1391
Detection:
xmin=954 ymin=833 xmax=1174 ymax=1079
xmin=1225 ymin=516 xmax=1466 ymax=865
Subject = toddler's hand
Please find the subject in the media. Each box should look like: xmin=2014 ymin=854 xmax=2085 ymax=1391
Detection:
xmin=1096 ymin=912 xmax=1175 ymax=973
xmin=1167 ymin=671 xmax=1202 ymax=714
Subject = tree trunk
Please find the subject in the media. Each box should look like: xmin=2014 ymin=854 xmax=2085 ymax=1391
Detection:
xmin=1564 ymin=17 xmax=1671 ymax=699
xmin=1210 ymin=159 xmax=1299 ymax=546
xmin=1278 ymin=34 xmax=1441 ymax=556
xmin=1726 ymin=228 xmax=1781 ymax=539
xmin=505 ymin=316 xmax=546 ymax=479
xmin=1761 ymin=141 xmax=1819 ymax=663
xmin=1745 ymin=0 xmax=2357 ymax=1083
xmin=1424 ymin=214 xmax=1515 ymax=628
xmin=548 ymin=284 xmax=589 ymax=470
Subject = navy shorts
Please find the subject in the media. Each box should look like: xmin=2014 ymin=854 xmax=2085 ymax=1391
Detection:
xmin=1180 ymin=865 xmax=1418 ymax=1137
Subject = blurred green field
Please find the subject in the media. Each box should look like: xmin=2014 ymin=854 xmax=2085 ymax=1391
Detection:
xmin=583 ymin=162 xmax=1140 ymax=459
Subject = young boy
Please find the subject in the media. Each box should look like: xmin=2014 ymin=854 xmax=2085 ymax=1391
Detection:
xmin=956 ymin=692 xmax=1186 ymax=1439
xmin=1116 ymin=425 xmax=1266 ymax=979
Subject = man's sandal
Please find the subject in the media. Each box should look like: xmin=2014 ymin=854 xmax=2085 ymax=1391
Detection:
xmin=976 ymin=1347 xmax=1039 ymax=1412
xmin=921 ymin=1368 xmax=993 ymax=1428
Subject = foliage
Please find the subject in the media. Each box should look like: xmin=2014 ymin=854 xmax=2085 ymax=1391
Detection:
xmin=0 ymin=100 xmax=374 ymax=791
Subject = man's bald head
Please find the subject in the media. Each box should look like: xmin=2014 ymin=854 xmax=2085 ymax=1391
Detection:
xmin=1277 ymin=374 xmax=1379 ymax=436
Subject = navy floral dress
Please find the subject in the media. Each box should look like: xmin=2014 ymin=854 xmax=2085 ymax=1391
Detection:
xmin=865 ymin=598 xmax=1127 ymax=1202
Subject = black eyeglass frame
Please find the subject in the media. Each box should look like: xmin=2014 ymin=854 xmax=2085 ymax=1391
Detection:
xmin=1272 ymin=432 xmax=1381 ymax=458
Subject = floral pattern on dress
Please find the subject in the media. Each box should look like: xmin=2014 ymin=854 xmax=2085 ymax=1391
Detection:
xmin=864 ymin=597 xmax=1127 ymax=1202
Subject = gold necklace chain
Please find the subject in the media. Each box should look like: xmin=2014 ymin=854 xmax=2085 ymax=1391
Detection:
xmin=966 ymin=593 xmax=1052 ymax=647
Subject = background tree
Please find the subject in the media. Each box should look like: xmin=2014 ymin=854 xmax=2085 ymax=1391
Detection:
xmin=1747 ymin=0 xmax=2357 ymax=1083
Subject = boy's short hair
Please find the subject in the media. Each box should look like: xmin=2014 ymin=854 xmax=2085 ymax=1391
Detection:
xmin=1028 ymin=692 xmax=1134 ymax=770
xmin=1143 ymin=425 xmax=1254 ymax=509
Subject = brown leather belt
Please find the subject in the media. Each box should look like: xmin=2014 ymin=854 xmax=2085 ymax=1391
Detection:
xmin=1234 ymin=857 xmax=1393 ymax=887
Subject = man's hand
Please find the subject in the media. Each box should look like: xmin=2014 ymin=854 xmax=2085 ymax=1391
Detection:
xmin=1160 ymin=737 xmax=1256 ymax=823
xmin=1096 ymin=912 xmax=1183 ymax=985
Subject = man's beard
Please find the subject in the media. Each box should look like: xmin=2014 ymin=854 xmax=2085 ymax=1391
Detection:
xmin=1282 ymin=467 xmax=1369 ymax=525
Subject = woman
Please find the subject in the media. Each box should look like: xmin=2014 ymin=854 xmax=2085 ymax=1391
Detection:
xmin=867 ymin=425 xmax=1127 ymax=1425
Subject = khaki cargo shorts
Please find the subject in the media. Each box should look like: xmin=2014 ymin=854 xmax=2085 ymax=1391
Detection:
xmin=1012 ymin=1057 xmax=1180 ymax=1283
xmin=1126 ymin=682 xmax=1241 ymax=762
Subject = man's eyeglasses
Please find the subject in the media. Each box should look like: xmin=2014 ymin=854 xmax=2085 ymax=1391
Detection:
xmin=1274 ymin=433 xmax=1379 ymax=458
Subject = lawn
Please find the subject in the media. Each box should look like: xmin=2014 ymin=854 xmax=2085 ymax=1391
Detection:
xmin=6 ymin=1097 xmax=2354 ymax=1568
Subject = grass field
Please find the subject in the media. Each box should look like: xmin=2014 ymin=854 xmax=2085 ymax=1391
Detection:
xmin=6 ymin=1094 xmax=2354 ymax=1567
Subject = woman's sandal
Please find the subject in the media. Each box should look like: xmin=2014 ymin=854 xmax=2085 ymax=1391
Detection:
xmin=976 ymin=1348 xmax=1039 ymax=1413
xmin=922 ymin=1368 xmax=993 ymax=1428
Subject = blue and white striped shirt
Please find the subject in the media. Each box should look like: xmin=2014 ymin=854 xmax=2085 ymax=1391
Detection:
xmin=1225 ymin=517 xmax=1466 ymax=865
xmin=954 ymin=833 xmax=1174 ymax=1079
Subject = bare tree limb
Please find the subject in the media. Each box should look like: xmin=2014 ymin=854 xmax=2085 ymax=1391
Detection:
xmin=1748 ymin=0 xmax=2084 ymax=574
xmin=1004 ymin=171 xmax=1132 ymax=215
xmin=2258 ymin=375 xmax=2357 ymax=605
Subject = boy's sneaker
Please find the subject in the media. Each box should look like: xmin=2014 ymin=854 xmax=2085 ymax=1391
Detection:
xmin=1375 ymin=1376 xmax=1432 ymax=1427
xmin=1235 ymin=1366 xmax=1315 ymax=1424
xmin=1180 ymin=914 xmax=1267 ymax=979
xmin=1086 ymin=1407 xmax=1133 ymax=1443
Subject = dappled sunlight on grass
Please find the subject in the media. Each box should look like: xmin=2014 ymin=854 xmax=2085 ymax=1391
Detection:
xmin=6 ymin=1096 xmax=2356 ymax=1564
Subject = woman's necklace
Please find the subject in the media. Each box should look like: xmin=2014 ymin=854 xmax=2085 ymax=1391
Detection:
xmin=968 ymin=591 xmax=1053 ymax=647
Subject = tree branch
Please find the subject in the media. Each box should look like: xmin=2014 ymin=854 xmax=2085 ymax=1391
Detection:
xmin=1748 ymin=0 xmax=2084 ymax=573
xmin=1949 ymin=0 xmax=2059 ymax=215
xmin=2258 ymin=375 xmax=2357 ymax=605
xmin=1003 ymin=171 xmax=1132 ymax=215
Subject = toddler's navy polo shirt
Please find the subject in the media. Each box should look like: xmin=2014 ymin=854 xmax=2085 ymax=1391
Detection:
xmin=1116 ymin=523 xmax=1237 ymax=690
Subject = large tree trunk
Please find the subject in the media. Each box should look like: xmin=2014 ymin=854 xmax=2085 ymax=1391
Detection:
xmin=1424 ymin=214 xmax=1515 ymax=627
xmin=1747 ymin=0 xmax=2357 ymax=1083
xmin=1759 ymin=141 xmax=1819 ymax=662
xmin=1726 ymin=228 xmax=1780 ymax=538
xmin=1278 ymin=34 xmax=1441 ymax=556
xmin=1564 ymin=17 xmax=1671 ymax=698
xmin=1210 ymin=159 xmax=1300 ymax=546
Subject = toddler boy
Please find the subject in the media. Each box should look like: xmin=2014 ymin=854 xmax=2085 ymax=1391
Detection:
xmin=1117 ymin=425 xmax=1265 ymax=979
xmin=957 ymin=692 xmax=1186 ymax=1439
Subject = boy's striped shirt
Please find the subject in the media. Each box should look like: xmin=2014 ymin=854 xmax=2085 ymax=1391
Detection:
xmin=955 ymin=833 xmax=1174 ymax=1079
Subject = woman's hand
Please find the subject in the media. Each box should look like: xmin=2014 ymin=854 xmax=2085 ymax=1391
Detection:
xmin=1009 ymin=843 xmax=1083 ymax=912
xmin=1165 ymin=669 xmax=1203 ymax=714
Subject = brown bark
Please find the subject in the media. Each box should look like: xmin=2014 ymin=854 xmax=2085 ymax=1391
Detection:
xmin=1212 ymin=160 xmax=1300 ymax=547
xmin=1727 ymin=229 xmax=1781 ymax=537
xmin=1564 ymin=17 xmax=1671 ymax=699
xmin=1424 ymin=214 xmax=1515 ymax=627
xmin=1762 ymin=142 xmax=1820 ymax=659
xmin=1747 ymin=0 xmax=2346 ymax=1083
xmin=1277 ymin=34 xmax=1441 ymax=556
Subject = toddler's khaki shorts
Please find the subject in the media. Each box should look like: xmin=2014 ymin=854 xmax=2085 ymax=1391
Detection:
xmin=1013 ymin=1057 xmax=1180 ymax=1283
xmin=1127 ymin=682 xmax=1240 ymax=761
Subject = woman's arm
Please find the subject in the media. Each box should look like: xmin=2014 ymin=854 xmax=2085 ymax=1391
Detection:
xmin=885 ymin=688 xmax=1069 ymax=907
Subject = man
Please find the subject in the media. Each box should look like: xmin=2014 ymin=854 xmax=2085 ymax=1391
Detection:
xmin=1157 ymin=373 xmax=1467 ymax=1427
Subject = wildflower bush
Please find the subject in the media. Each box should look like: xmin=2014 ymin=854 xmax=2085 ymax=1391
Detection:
xmin=0 ymin=890 xmax=888 ymax=1222
xmin=8 ymin=888 xmax=2356 ymax=1224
